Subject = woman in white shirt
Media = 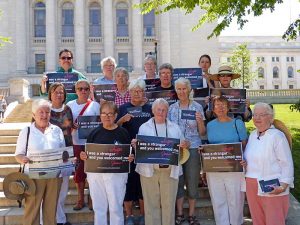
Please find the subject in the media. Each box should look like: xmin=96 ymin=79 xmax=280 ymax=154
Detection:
xmin=15 ymin=99 xmax=65 ymax=225
xmin=244 ymin=102 xmax=294 ymax=225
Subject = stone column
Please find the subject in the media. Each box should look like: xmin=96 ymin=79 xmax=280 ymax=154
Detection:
xmin=103 ymin=0 xmax=114 ymax=57
xmin=74 ymin=0 xmax=86 ymax=72
xmin=281 ymin=55 xmax=287 ymax=89
xmin=46 ymin=0 xmax=57 ymax=71
xmin=15 ymin=0 xmax=27 ymax=74
xmin=159 ymin=12 xmax=171 ymax=64
xmin=131 ymin=0 xmax=143 ymax=72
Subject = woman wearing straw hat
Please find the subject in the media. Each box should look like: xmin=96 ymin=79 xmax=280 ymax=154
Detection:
xmin=205 ymin=65 xmax=252 ymax=122
xmin=168 ymin=77 xmax=206 ymax=225
xmin=14 ymin=99 xmax=65 ymax=225
xmin=244 ymin=102 xmax=294 ymax=225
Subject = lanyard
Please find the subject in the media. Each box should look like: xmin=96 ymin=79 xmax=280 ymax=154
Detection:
xmin=153 ymin=118 xmax=168 ymax=138
xmin=177 ymin=102 xmax=189 ymax=137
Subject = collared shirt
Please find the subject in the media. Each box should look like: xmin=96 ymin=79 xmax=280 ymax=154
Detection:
xmin=93 ymin=76 xmax=115 ymax=85
xmin=114 ymin=89 xmax=131 ymax=107
xmin=15 ymin=123 xmax=65 ymax=174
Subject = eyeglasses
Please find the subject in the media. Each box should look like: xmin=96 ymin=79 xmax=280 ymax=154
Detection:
xmin=219 ymin=74 xmax=232 ymax=78
xmin=60 ymin=56 xmax=72 ymax=61
xmin=253 ymin=113 xmax=270 ymax=118
xmin=76 ymin=87 xmax=90 ymax=92
xmin=100 ymin=112 xmax=115 ymax=117
xmin=130 ymin=90 xmax=144 ymax=94
xmin=52 ymin=91 xmax=64 ymax=95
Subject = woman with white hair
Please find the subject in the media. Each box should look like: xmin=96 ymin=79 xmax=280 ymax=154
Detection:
xmin=244 ymin=103 xmax=294 ymax=225
xmin=133 ymin=98 xmax=188 ymax=225
xmin=93 ymin=56 xmax=117 ymax=84
xmin=15 ymin=99 xmax=65 ymax=225
xmin=168 ymin=77 xmax=206 ymax=225
xmin=114 ymin=67 xmax=131 ymax=107
xmin=117 ymin=79 xmax=152 ymax=225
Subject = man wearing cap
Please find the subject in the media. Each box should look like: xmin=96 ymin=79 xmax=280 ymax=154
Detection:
xmin=204 ymin=65 xmax=252 ymax=122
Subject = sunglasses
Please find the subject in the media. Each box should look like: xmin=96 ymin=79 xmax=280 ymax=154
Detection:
xmin=60 ymin=56 xmax=72 ymax=60
xmin=219 ymin=74 xmax=232 ymax=78
xmin=76 ymin=87 xmax=90 ymax=91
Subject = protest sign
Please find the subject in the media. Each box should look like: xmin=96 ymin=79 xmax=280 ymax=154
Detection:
xmin=85 ymin=143 xmax=130 ymax=173
xmin=145 ymin=90 xmax=177 ymax=105
xmin=78 ymin=115 xmax=101 ymax=139
xmin=201 ymin=143 xmax=243 ymax=172
xmin=46 ymin=72 xmax=78 ymax=93
xmin=173 ymin=68 xmax=203 ymax=89
xmin=209 ymin=88 xmax=246 ymax=113
xmin=29 ymin=146 xmax=75 ymax=179
xmin=136 ymin=135 xmax=179 ymax=165
xmin=145 ymin=78 xmax=161 ymax=91
xmin=93 ymin=84 xmax=116 ymax=102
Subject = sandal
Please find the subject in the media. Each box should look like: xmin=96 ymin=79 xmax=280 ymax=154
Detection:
xmin=175 ymin=215 xmax=185 ymax=225
xmin=73 ymin=200 xmax=85 ymax=211
xmin=188 ymin=216 xmax=200 ymax=225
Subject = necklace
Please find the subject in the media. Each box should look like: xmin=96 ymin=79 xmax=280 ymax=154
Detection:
xmin=257 ymin=127 xmax=271 ymax=140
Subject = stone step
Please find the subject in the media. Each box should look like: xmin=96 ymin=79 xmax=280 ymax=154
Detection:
xmin=0 ymin=154 xmax=17 ymax=164
xmin=0 ymin=136 xmax=18 ymax=144
xmin=0 ymin=129 xmax=20 ymax=136
xmin=0 ymin=165 xmax=19 ymax=176
xmin=0 ymin=144 xmax=16 ymax=154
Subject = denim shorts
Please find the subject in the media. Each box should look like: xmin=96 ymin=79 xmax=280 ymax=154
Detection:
xmin=176 ymin=148 xmax=201 ymax=199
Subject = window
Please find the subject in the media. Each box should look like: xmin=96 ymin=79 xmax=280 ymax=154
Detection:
xmin=257 ymin=57 xmax=264 ymax=62
xmin=291 ymin=57 xmax=294 ymax=62
xmin=273 ymin=66 xmax=279 ymax=78
xmin=261 ymin=57 xmax=265 ymax=62
xmin=116 ymin=3 xmax=128 ymax=37
xmin=258 ymin=67 xmax=264 ymax=78
xmin=90 ymin=53 xmax=101 ymax=73
xmin=34 ymin=2 xmax=46 ymax=37
xmin=62 ymin=2 xmax=74 ymax=37
xmin=289 ymin=85 xmax=294 ymax=89
xmin=89 ymin=3 xmax=101 ymax=37
xmin=276 ymin=57 xmax=279 ymax=62
xmin=118 ymin=53 xmax=128 ymax=68
xmin=288 ymin=66 xmax=294 ymax=78
xmin=272 ymin=57 xmax=275 ymax=62
xmin=143 ymin=10 xmax=155 ymax=36
xmin=259 ymin=85 xmax=264 ymax=90
xmin=227 ymin=57 xmax=231 ymax=63
xmin=274 ymin=85 xmax=279 ymax=89
xmin=272 ymin=56 xmax=279 ymax=62
xmin=286 ymin=57 xmax=290 ymax=62
xmin=35 ymin=54 xmax=45 ymax=74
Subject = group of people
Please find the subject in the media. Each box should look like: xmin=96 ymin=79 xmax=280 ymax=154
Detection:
xmin=13 ymin=49 xmax=294 ymax=225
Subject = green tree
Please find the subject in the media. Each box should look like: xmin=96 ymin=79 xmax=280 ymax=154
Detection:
xmin=136 ymin=0 xmax=300 ymax=40
xmin=228 ymin=44 xmax=254 ymax=89
xmin=0 ymin=10 xmax=11 ymax=48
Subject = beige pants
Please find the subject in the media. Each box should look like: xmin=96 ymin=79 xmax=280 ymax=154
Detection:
xmin=24 ymin=178 xmax=61 ymax=225
xmin=140 ymin=168 xmax=178 ymax=225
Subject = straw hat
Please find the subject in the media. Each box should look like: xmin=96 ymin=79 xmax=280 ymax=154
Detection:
xmin=179 ymin=148 xmax=190 ymax=164
xmin=273 ymin=119 xmax=292 ymax=149
xmin=210 ymin=65 xmax=241 ymax=81
xmin=3 ymin=172 xmax=36 ymax=201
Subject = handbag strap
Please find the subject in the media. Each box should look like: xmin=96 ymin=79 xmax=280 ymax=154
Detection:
xmin=75 ymin=99 xmax=92 ymax=123
xmin=19 ymin=127 xmax=30 ymax=173
xmin=234 ymin=119 xmax=241 ymax=142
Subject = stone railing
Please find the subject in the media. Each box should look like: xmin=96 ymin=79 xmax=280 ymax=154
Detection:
xmin=247 ymin=89 xmax=300 ymax=104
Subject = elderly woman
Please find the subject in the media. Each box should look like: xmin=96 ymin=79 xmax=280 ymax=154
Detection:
xmin=48 ymin=83 xmax=73 ymax=225
xmin=66 ymin=80 xmax=100 ymax=210
xmin=198 ymin=54 xmax=219 ymax=88
xmin=244 ymin=103 xmax=294 ymax=225
xmin=117 ymin=79 xmax=152 ymax=225
xmin=114 ymin=67 xmax=131 ymax=107
xmin=206 ymin=96 xmax=247 ymax=225
xmin=93 ymin=56 xmax=116 ymax=84
xmin=139 ymin=55 xmax=157 ymax=79
xmin=155 ymin=63 xmax=175 ymax=91
xmin=15 ymin=99 xmax=65 ymax=225
xmin=135 ymin=98 xmax=188 ymax=225
xmin=205 ymin=65 xmax=252 ymax=122
xmin=168 ymin=77 xmax=206 ymax=225
xmin=80 ymin=101 xmax=134 ymax=225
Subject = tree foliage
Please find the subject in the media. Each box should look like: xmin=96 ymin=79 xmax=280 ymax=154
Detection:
xmin=136 ymin=0 xmax=299 ymax=40
xmin=228 ymin=44 xmax=254 ymax=88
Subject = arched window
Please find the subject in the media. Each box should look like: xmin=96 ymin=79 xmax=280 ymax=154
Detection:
xmin=62 ymin=2 xmax=74 ymax=37
xmin=258 ymin=67 xmax=264 ymax=78
xmin=143 ymin=10 xmax=155 ymax=36
xmin=34 ymin=2 xmax=46 ymax=37
xmin=89 ymin=2 xmax=101 ymax=37
xmin=288 ymin=66 xmax=294 ymax=78
xmin=273 ymin=66 xmax=279 ymax=78
xmin=116 ymin=2 xmax=128 ymax=37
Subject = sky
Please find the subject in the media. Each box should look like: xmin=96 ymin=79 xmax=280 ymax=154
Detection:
xmin=221 ymin=0 xmax=300 ymax=36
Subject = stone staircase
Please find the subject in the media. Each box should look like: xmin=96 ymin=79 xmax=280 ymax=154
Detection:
xmin=4 ymin=100 xmax=33 ymax=123
xmin=0 ymin=124 xmax=299 ymax=225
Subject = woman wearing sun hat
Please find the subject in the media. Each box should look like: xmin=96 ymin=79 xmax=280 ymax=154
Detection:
xmin=204 ymin=65 xmax=252 ymax=122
